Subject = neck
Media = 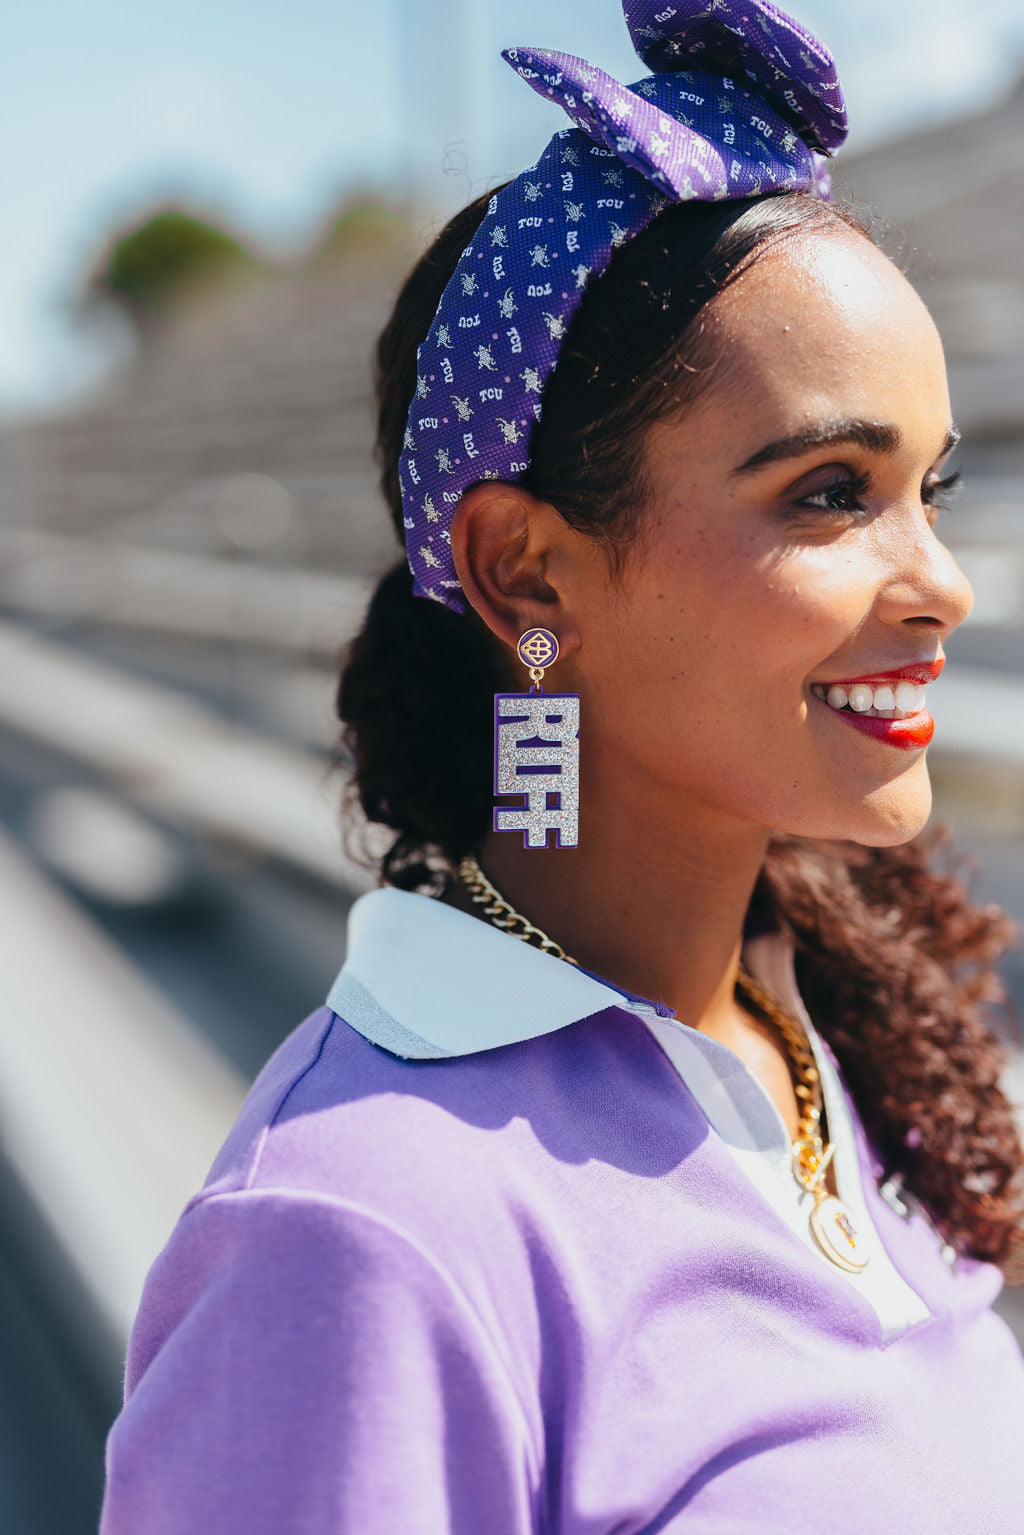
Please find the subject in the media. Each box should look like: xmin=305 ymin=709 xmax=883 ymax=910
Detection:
xmin=457 ymin=772 xmax=771 ymax=1038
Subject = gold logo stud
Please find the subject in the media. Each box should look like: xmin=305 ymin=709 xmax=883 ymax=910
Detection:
xmin=517 ymin=628 xmax=558 ymax=670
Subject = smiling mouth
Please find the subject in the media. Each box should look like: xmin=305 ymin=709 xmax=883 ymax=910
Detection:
xmin=808 ymin=665 xmax=941 ymax=750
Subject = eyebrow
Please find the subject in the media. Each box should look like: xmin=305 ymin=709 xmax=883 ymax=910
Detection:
xmin=731 ymin=419 xmax=961 ymax=475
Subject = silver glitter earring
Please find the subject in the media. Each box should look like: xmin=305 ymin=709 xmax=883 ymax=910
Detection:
xmin=493 ymin=628 xmax=580 ymax=849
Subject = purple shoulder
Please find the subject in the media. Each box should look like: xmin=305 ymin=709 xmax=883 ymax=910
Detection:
xmin=197 ymin=1005 xmax=340 ymax=1200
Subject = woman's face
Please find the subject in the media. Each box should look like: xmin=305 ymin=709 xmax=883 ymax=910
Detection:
xmin=570 ymin=228 xmax=973 ymax=846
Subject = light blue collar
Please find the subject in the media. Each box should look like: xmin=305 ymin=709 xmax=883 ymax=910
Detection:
xmin=326 ymin=887 xmax=674 ymax=1060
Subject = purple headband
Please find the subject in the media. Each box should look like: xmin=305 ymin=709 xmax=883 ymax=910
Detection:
xmin=400 ymin=0 xmax=847 ymax=613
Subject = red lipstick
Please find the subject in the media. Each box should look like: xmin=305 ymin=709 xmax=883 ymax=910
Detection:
xmin=836 ymin=713 xmax=935 ymax=749
xmin=819 ymin=659 xmax=945 ymax=688
xmin=811 ymin=658 xmax=943 ymax=751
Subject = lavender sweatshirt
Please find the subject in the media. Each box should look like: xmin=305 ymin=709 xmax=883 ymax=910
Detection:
xmin=101 ymin=889 xmax=1024 ymax=1532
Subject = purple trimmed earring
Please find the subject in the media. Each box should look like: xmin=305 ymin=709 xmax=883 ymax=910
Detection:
xmin=492 ymin=628 xmax=580 ymax=849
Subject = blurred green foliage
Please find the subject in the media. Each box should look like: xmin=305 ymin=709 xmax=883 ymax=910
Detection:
xmin=76 ymin=196 xmax=410 ymax=341
xmin=87 ymin=209 xmax=263 ymax=324
xmin=315 ymin=201 xmax=410 ymax=264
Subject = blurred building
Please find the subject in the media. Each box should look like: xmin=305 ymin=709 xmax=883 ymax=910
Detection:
xmin=838 ymin=69 xmax=1024 ymax=469
xmin=0 ymin=204 xmax=413 ymax=583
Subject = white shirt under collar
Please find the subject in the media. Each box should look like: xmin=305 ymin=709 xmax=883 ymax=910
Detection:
xmin=326 ymin=887 xmax=930 ymax=1341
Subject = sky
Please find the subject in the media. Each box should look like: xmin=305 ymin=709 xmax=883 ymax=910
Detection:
xmin=3 ymin=0 xmax=1023 ymax=421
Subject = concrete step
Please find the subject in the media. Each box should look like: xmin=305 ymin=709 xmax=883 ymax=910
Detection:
xmin=0 ymin=822 xmax=248 ymax=1349
xmin=0 ymin=617 xmax=380 ymax=889
xmin=0 ymin=528 xmax=376 ymax=656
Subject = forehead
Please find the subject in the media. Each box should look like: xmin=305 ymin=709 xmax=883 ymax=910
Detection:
xmin=702 ymin=228 xmax=949 ymax=432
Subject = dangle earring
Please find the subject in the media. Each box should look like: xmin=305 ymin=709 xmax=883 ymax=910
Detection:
xmin=493 ymin=628 xmax=580 ymax=849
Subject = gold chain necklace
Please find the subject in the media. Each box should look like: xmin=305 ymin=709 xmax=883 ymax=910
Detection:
xmin=456 ymin=853 xmax=870 ymax=1274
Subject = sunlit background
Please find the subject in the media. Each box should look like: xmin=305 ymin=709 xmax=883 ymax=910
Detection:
xmin=2 ymin=1 xmax=1024 ymax=1527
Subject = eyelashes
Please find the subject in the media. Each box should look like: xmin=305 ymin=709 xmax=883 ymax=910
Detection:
xmin=799 ymin=470 xmax=870 ymax=514
xmin=797 ymin=467 xmax=963 ymax=517
xmin=924 ymin=469 xmax=962 ymax=508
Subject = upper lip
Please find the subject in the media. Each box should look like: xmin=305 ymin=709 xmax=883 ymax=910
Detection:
xmin=812 ymin=658 xmax=945 ymax=688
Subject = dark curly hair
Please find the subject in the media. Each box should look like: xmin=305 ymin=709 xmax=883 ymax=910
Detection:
xmin=338 ymin=185 xmax=1024 ymax=1278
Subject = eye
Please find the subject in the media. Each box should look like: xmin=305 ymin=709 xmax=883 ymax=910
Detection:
xmin=922 ymin=468 xmax=962 ymax=510
xmin=797 ymin=469 xmax=871 ymax=515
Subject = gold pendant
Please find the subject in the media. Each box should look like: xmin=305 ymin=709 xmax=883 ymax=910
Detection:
xmin=809 ymin=1193 xmax=871 ymax=1273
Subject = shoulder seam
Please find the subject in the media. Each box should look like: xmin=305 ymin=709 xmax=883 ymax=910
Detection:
xmin=187 ymin=1185 xmax=543 ymax=1484
xmin=243 ymin=1008 xmax=338 ymax=1192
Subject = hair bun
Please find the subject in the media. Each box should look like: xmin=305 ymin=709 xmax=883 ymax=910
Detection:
xmin=337 ymin=561 xmax=498 ymax=890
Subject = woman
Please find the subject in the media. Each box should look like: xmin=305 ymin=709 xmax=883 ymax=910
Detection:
xmin=101 ymin=2 xmax=1024 ymax=1530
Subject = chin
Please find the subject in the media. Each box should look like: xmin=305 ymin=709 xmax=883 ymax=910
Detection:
xmin=845 ymin=767 xmax=934 ymax=847
xmin=779 ymin=758 xmax=934 ymax=847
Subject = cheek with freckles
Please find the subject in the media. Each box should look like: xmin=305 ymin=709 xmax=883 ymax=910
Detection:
xmin=601 ymin=527 xmax=856 ymax=746
xmin=581 ymin=526 xmax=931 ymax=841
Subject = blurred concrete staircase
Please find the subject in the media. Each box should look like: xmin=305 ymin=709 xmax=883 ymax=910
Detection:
xmin=0 ymin=237 xmax=415 ymax=577
xmin=837 ymin=70 xmax=1024 ymax=444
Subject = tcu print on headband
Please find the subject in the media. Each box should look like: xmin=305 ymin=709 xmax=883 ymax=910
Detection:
xmin=400 ymin=0 xmax=848 ymax=613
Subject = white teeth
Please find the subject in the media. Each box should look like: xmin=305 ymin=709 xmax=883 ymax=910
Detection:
xmin=895 ymin=682 xmax=925 ymax=712
xmin=813 ymin=678 xmax=929 ymax=719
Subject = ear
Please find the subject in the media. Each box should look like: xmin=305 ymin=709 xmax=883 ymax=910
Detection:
xmin=449 ymin=481 xmax=583 ymax=654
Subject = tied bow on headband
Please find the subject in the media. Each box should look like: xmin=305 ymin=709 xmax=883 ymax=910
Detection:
xmin=400 ymin=0 xmax=848 ymax=612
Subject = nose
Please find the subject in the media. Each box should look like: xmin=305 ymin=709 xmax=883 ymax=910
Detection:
xmin=873 ymin=518 xmax=974 ymax=635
